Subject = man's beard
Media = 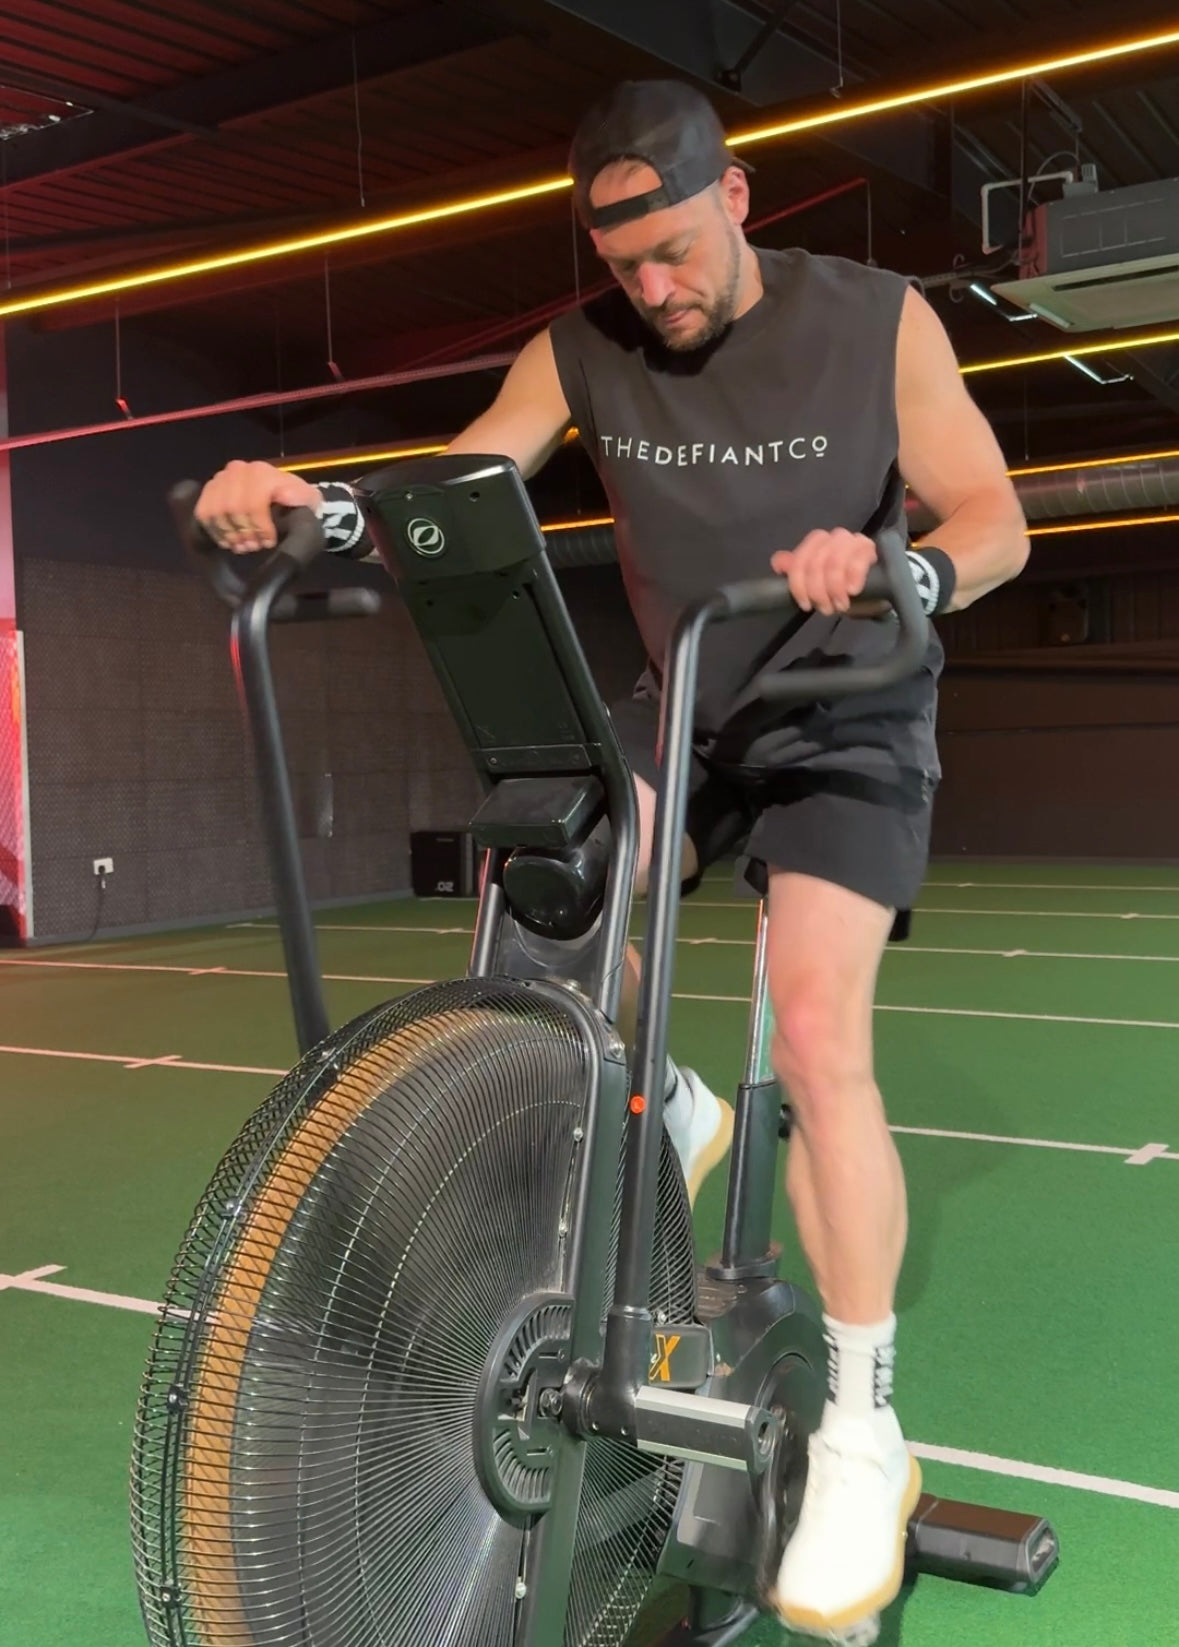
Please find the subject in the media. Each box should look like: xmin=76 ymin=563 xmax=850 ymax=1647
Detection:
xmin=639 ymin=233 xmax=743 ymax=353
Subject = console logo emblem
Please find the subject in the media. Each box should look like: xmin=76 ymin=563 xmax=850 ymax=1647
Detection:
xmin=407 ymin=517 xmax=446 ymax=556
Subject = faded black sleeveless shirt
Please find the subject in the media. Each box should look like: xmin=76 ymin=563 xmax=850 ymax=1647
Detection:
xmin=549 ymin=246 xmax=943 ymax=785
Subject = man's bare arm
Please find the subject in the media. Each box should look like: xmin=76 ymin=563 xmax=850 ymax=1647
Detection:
xmin=895 ymin=286 xmax=1028 ymax=612
xmin=446 ymin=329 xmax=573 ymax=479
xmin=194 ymin=329 xmax=572 ymax=552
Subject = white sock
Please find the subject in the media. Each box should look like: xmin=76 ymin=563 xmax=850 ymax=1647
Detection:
xmin=822 ymin=1313 xmax=898 ymax=1429
xmin=662 ymin=1059 xmax=690 ymax=1149
xmin=663 ymin=1056 xmax=683 ymax=1107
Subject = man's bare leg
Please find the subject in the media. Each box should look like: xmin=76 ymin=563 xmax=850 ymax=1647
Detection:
xmin=767 ymin=871 xmax=920 ymax=1642
xmin=767 ymin=873 xmax=905 ymax=1320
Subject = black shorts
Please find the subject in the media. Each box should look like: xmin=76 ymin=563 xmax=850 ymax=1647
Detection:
xmin=610 ymin=692 xmax=936 ymax=915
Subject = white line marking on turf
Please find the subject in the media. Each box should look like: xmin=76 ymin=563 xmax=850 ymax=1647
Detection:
xmin=0 ymin=1264 xmax=61 ymax=1289
xmin=8 ymin=959 xmax=1179 ymax=1037
xmin=231 ymin=920 xmax=473 ymax=935
xmin=95 ymin=928 xmax=1179 ymax=964
xmin=700 ymin=873 xmax=1179 ymax=895
xmin=898 ymin=945 xmax=1179 ymax=964
xmin=916 ymin=907 xmax=1179 ymax=920
xmin=876 ymin=1002 xmax=1179 ymax=1031
xmin=0 ymin=1043 xmax=285 ymax=1076
xmin=924 ymin=880 xmax=1179 ymax=893
xmin=4 ymin=1261 xmax=1176 ymax=1512
xmin=890 ymin=1125 xmax=1177 ymax=1164
xmin=0 ymin=957 xmax=433 ymax=986
xmin=690 ymin=903 xmax=1179 ymax=918
xmin=2 ymin=1039 xmax=1172 ymax=1163
xmin=910 ymin=1442 xmax=1179 ymax=1511
xmin=673 ymin=989 xmax=1179 ymax=1036
xmin=1125 ymin=1142 xmax=1172 ymax=1166
xmin=0 ymin=1265 xmax=161 ymax=1315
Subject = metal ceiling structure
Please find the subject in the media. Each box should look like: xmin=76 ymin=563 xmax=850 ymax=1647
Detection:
xmin=1 ymin=0 xmax=1178 ymax=483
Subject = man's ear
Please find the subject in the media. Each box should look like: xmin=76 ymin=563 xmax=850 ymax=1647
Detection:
xmin=718 ymin=165 xmax=750 ymax=226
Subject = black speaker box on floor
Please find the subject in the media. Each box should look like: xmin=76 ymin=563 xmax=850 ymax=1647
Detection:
xmin=410 ymin=830 xmax=477 ymax=897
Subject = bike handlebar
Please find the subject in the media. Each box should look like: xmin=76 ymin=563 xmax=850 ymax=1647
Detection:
xmin=714 ymin=527 xmax=929 ymax=704
xmin=168 ymin=479 xmax=327 ymax=610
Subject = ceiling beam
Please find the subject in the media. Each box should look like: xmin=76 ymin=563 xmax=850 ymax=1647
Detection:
xmin=0 ymin=0 xmax=517 ymax=193
xmin=542 ymin=0 xmax=996 ymax=225
xmin=1119 ymin=346 xmax=1179 ymax=415
xmin=0 ymin=65 xmax=214 ymax=138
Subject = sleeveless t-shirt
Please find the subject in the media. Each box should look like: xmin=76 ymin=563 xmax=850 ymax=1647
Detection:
xmin=548 ymin=246 xmax=943 ymax=786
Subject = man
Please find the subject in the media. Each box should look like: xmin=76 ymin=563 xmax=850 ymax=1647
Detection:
xmin=195 ymin=78 xmax=1027 ymax=1643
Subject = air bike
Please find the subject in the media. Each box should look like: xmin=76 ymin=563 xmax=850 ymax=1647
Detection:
xmin=131 ymin=454 xmax=1059 ymax=1647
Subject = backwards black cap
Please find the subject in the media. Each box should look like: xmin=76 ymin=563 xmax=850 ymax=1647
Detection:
xmin=569 ymin=79 xmax=749 ymax=232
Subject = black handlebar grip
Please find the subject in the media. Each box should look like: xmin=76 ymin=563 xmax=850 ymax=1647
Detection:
xmin=753 ymin=528 xmax=930 ymax=704
xmin=168 ymin=481 xmax=327 ymax=607
xmin=270 ymin=504 xmax=327 ymax=570
xmin=715 ymin=554 xmax=897 ymax=623
xmin=273 ymin=588 xmax=384 ymax=623
xmin=169 ymin=479 xmax=249 ymax=608
xmin=320 ymin=588 xmax=382 ymax=618
xmin=858 ymin=563 xmax=893 ymax=603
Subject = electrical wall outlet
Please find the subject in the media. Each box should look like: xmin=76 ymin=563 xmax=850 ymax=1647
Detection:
xmin=93 ymin=857 xmax=114 ymax=877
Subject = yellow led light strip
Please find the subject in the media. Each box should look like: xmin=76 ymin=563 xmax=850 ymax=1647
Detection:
xmin=1 ymin=26 xmax=1177 ymax=321
xmin=278 ymin=444 xmax=446 ymax=473
xmin=727 ymin=26 xmax=1179 ymax=148
xmin=281 ymin=427 xmax=583 ymax=474
xmin=1028 ymin=511 xmax=1179 ymax=536
xmin=283 ymin=440 xmax=1179 ymax=483
xmin=1011 ymin=446 xmax=1179 ymax=477
xmin=0 ymin=178 xmax=574 ymax=320
xmin=542 ymin=516 xmax=614 ymax=532
xmin=539 ymin=511 xmax=1179 ymax=538
xmin=964 ymin=326 xmax=1179 ymax=374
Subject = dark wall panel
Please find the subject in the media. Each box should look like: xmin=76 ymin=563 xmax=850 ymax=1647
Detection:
xmin=19 ymin=560 xmax=429 ymax=940
xmin=7 ymin=314 xmax=395 ymax=575
xmin=932 ymin=670 xmax=1179 ymax=859
xmin=17 ymin=556 xmax=643 ymax=940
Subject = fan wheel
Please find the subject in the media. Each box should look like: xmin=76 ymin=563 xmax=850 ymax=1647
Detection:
xmin=131 ymin=978 xmax=696 ymax=1647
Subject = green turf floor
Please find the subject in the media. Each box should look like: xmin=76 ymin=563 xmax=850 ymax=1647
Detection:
xmin=2 ymin=859 xmax=1178 ymax=1645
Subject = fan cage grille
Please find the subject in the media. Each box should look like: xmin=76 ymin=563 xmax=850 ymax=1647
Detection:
xmin=130 ymin=978 xmax=696 ymax=1647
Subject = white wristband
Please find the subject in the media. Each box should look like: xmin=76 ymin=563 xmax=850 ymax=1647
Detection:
xmin=315 ymin=481 xmax=370 ymax=555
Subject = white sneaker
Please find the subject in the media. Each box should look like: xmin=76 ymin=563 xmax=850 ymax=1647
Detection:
xmin=662 ymin=1066 xmax=734 ymax=1206
xmin=769 ymin=1406 xmax=922 ymax=1642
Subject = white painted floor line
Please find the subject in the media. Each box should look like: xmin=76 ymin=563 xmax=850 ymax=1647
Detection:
xmin=910 ymin=1442 xmax=1179 ymax=1511
xmin=0 ymin=1265 xmax=161 ymax=1316
xmin=896 ymin=945 xmax=1179 ymax=964
xmin=4 ymin=1261 xmax=1176 ymax=1512
xmin=697 ymin=873 xmax=1179 ymax=896
xmin=7 ymin=957 xmax=1179 ymax=1035
xmin=924 ymin=880 xmax=1179 ymax=894
xmin=691 ymin=902 xmax=1179 ymax=918
xmin=0 ymin=1043 xmax=285 ymax=1076
xmin=672 ymin=988 xmax=1179 ymax=1033
xmin=233 ymin=920 xmax=473 ymax=936
xmin=140 ymin=926 xmax=1179 ymax=961
xmin=0 ymin=1039 xmax=1173 ymax=1168
xmin=913 ymin=907 xmax=1179 ymax=921
xmin=876 ymin=1003 xmax=1179 ymax=1031
xmin=668 ymin=940 xmax=1179 ymax=963
xmin=0 ymin=956 xmax=433 ymax=986
xmin=889 ymin=1125 xmax=1177 ymax=1164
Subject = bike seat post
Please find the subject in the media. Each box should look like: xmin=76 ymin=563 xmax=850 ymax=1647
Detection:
xmin=712 ymin=896 xmax=781 ymax=1281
